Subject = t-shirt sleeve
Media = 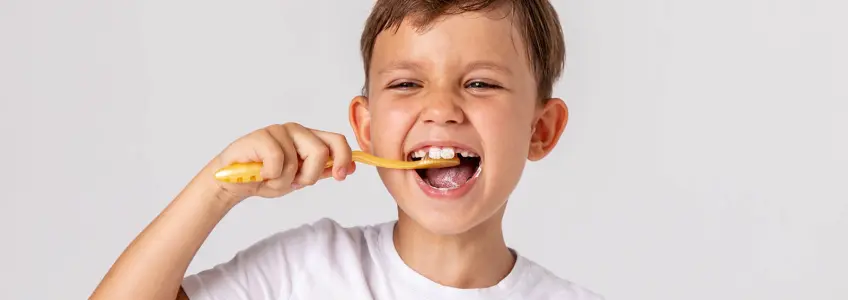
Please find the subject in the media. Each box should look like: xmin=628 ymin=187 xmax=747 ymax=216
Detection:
xmin=180 ymin=222 xmax=317 ymax=300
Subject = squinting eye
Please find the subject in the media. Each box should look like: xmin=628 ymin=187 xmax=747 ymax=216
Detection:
xmin=389 ymin=82 xmax=420 ymax=89
xmin=466 ymin=81 xmax=501 ymax=89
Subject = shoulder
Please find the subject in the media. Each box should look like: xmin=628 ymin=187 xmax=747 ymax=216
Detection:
xmin=516 ymin=257 xmax=605 ymax=300
xmin=182 ymin=218 xmax=384 ymax=299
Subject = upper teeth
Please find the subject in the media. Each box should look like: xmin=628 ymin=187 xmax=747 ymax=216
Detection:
xmin=411 ymin=146 xmax=478 ymax=159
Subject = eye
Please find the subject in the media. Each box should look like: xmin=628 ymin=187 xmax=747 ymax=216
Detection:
xmin=465 ymin=81 xmax=502 ymax=89
xmin=388 ymin=81 xmax=421 ymax=89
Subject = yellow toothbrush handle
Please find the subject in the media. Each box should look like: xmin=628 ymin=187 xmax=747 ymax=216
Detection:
xmin=214 ymin=159 xmax=333 ymax=183
xmin=213 ymin=151 xmax=359 ymax=183
xmin=214 ymin=162 xmax=265 ymax=183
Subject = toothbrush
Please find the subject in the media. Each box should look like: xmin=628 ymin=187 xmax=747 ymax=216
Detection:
xmin=214 ymin=150 xmax=460 ymax=183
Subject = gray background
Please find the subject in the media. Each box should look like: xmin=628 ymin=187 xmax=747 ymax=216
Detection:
xmin=2 ymin=0 xmax=846 ymax=299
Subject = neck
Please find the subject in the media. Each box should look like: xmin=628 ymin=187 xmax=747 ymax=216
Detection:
xmin=393 ymin=208 xmax=516 ymax=289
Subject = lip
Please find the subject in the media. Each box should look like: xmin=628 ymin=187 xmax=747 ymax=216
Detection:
xmin=404 ymin=139 xmax=484 ymax=200
xmin=404 ymin=140 xmax=483 ymax=160
xmin=411 ymin=166 xmax=482 ymax=199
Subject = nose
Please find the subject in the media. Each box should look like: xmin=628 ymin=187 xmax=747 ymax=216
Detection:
xmin=420 ymin=93 xmax=465 ymax=125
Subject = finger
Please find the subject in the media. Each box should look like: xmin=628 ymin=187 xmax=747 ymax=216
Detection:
xmin=312 ymin=130 xmax=353 ymax=181
xmin=286 ymin=123 xmax=330 ymax=186
xmin=345 ymin=161 xmax=357 ymax=175
xmin=317 ymin=161 xmax=356 ymax=181
xmin=263 ymin=124 xmax=299 ymax=192
xmin=252 ymin=129 xmax=285 ymax=180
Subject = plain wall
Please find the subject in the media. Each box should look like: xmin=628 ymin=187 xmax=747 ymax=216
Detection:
xmin=1 ymin=0 xmax=846 ymax=299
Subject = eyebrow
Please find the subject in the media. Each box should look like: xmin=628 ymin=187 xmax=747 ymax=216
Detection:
xmin=376 ymin=60 xmax=425 ymax=75
xmin=375 ymin=60 xmax=513 ymax=76
xmin=464 ymin=60 xmax=513 ymax=75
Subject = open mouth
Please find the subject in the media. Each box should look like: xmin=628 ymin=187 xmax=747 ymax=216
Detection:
xmin=407 ymin=146 xmax=482 ymax=190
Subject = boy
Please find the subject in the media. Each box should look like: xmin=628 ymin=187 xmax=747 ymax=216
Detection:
xmin=92 ymin=0 xmax=602 ymax=299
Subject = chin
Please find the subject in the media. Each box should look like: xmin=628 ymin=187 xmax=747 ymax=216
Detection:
xmin=399 ymin=194 xmax=508 ymax=236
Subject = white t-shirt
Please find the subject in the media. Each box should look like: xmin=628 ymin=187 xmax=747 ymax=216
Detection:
xmin=182 ymin=218 xmax=603 ymax=300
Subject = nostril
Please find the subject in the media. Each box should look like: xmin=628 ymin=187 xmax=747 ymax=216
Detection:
xmin=423 ymin=119 xmax=461 ymax=125
xmin=420 ymin=104 xmax=465 ymax=125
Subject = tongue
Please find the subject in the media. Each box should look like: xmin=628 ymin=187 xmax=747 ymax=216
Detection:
xmin=425 ymin=164 xmax=475 ymax=188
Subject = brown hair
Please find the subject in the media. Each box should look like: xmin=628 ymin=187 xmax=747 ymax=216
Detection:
xmin=359 ymin=0 xmax=566 ymax=101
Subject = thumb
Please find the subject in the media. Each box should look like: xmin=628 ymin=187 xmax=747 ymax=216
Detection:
xmin=320 ymin=161 xmax=356 ymax=181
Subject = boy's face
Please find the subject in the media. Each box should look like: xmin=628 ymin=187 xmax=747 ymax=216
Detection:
xmin=350 ymin=8 xmax=568 ymax=234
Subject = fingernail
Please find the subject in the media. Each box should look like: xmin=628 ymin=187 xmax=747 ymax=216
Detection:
xmin=338 ymin=167 xmax=347 ymax=179
xmin=291 ymin=183 xmax=303 ymax=190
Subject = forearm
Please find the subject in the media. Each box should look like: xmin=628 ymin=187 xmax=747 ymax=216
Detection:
xmin=91 ymin=165 xmax=242 ymax=300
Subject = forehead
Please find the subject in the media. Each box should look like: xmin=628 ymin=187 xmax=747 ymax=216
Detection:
xmin=370 ymin=8 xmax=532 ymax=76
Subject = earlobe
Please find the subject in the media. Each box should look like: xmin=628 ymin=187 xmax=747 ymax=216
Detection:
xmin=528 ymin=98 xmax=569 ymax=161
xmin=349 ymin=96 xmax=372 ymax=153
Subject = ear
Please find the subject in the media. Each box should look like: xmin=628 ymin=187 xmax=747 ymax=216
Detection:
xmin=528 ymin=98 xmax=568 ymax=161
xmin=349 ymin=95 xmax=373 ymax=153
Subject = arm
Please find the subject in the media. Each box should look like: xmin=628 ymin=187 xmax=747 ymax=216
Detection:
xmin=90 ymin=124 xmax=353 ymax=300
xmin=90 ymin=163 xmax=240 ymax=300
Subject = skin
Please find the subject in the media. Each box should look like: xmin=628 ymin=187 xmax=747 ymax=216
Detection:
xmin=90 ymin=7 xmax=568 ymax=300
xmin=91 ymin=123 xmax=358 ymax=300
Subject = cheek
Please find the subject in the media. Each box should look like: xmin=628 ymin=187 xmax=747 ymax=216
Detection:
xmin=369 ymin=100 xmax=417 ymax=157
xmin=471 ymin=100 xmax=534 ymax=154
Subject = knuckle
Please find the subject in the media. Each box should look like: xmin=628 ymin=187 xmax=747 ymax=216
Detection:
xmin=328 ymin=134 xmax=351 ymax=152
xmin=254 ymin=127 xmax=273 ymax=137
xmin=253 ymin=128 xmax=273 ymax=141
xmin=282 ymin=122 xmax=301 ymax=130
xmin=332 ymin=134 xmax=348 ymax=143
xmin=265 ymin=124 xmax=287 ymax=138
xmin=335 ymin=137 xmax=351 ymax=150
